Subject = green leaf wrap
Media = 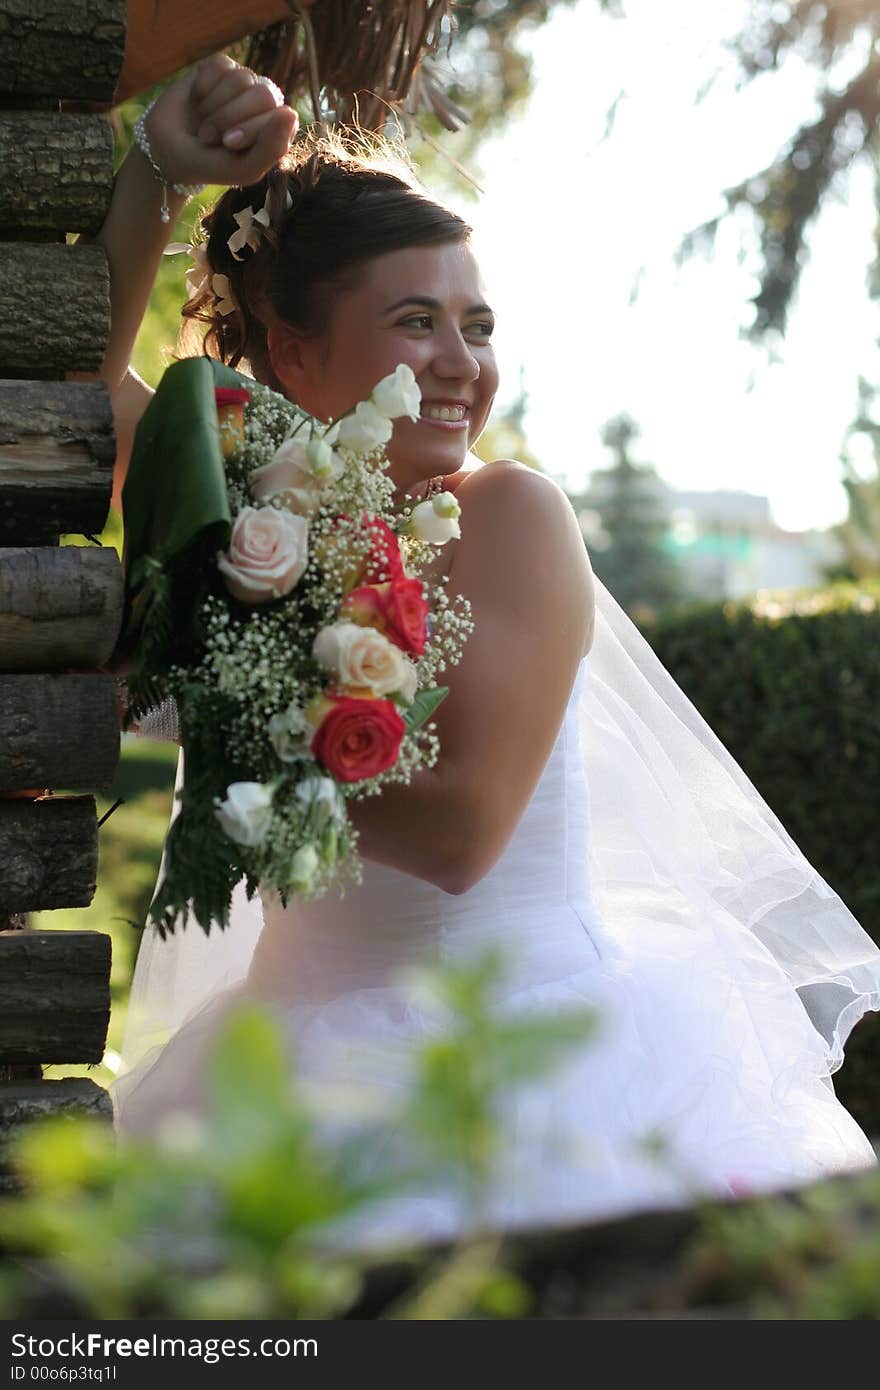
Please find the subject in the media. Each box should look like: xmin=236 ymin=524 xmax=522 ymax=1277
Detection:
xmin=122 ymin=355 xmax=254 ymax=598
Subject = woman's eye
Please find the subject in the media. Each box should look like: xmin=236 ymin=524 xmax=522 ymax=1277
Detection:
xmin=401 ymin=314 xmax=433 ymax=329
xmin=469 ymin=321 xmax=495 ymax=338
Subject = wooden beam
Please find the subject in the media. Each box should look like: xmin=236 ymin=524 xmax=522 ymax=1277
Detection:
xmin=0 ymin=245 xmax=109 ymax=379
xmin=0 ymin=548 xmax=122 ymax=672
xmin=0 ymin=379 xmax=114 ymax=546
xmin=0 ymin=676 xmax=118 ymax=792
xmin=0 ymin=1078 xmax=113 ymax=1194
xmin=0 ymin=797 xmax=98 ymax=913
xmin=0 ymin=930 xmax=111 ymax=1064
xmin=0 ymin=0 xmax=126 ymax=105
xmin=0 ymin=113 xmax=114 ymax=237
xmin=115 ymin=1 xmax=293 ymax=104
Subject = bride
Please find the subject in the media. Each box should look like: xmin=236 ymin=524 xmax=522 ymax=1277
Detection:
xmin=100 ymin=56 xmax=880 ymax=1251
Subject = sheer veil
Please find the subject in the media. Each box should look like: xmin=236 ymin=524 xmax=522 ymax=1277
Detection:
xmin=116 ymin=575 xmax=880 ymax=1091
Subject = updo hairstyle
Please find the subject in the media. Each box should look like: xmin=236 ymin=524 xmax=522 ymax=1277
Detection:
xmin=179 ymin=127 xmax=471 ymax=392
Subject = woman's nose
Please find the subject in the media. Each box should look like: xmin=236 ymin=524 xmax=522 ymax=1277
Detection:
xmin=433 ymin=330 xmax=480 ymax=381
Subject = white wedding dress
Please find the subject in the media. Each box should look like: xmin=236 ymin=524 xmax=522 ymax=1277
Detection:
xmin=111 ymin=579 xmax=880 ymax=1253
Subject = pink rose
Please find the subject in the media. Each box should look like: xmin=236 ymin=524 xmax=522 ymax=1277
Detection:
xmin=250 ymin=440 xmax=321 ymax=517
xmin=217 ymin=505 xmax=309 ymax=604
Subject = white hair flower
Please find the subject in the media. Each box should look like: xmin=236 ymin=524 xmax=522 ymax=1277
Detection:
xmin=211 ymin=274 xmax=236 ymax=316
xmin=164 ymin=240 xmax=212 ymax=300
xmin=228 ymin=195 xmax=272 ymax=261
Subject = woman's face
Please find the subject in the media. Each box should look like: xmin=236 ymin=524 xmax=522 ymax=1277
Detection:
xmin=269 ymin=239 xmax=499 ymax=495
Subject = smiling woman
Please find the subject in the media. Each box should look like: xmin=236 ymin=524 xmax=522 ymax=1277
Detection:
xmin=108 ymin=56 xmax=880 ymax=1257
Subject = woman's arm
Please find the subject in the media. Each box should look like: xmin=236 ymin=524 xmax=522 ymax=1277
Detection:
xmin=69 ymin=55 xmax=298 ymax=395
xmin=109 ymin=367 xmax=154 ymax=511
xmin=348 ymin=461 xmax=596 ymax=895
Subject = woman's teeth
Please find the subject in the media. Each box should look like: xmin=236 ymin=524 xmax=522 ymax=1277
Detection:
xmin=421 ymin=405 xmax=466 ymax=421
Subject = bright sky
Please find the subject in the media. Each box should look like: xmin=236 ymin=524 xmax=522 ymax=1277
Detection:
xmin=440 ymin=0 xmax=879 ymax=532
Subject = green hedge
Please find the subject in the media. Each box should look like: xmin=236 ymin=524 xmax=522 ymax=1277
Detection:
xmin=641 ymin=580 xmax=880 ymax=1133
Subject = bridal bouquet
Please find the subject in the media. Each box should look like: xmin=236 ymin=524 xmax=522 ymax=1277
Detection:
xmin=122 ymin=357 xmax=473 ymax=937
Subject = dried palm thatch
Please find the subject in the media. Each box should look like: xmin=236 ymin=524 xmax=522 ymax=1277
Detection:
xmin=243 ymin=0 xmax=466 ymax=132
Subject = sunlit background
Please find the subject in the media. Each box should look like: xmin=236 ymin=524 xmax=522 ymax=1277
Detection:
xmin=459 ymin=0 xmax=877 ymax=536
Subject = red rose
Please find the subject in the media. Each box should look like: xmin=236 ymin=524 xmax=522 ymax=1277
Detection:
xmin=214 ymin=388 xmax=251 ymax=408
xmin=361 ymin=516 xmax=405 ymax=584
xmin=381 ymin=576 xmax=429 ymax=655
xmin=311 ymin=694 xmax=406 ymax=782
xmin=341 ymin=576 xmax=428 ymax=656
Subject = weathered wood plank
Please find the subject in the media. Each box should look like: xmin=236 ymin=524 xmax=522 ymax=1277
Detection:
xmin=0 ymin=796 xmax=98 ymax=913
xmin=117 ymin=0 xmax=291 ymax=103
xmin=0 ymin=930 xmax=111 ymax=1064
xmin=0 ymin=244 xmax=109 ymax=377
xmin=0 ymin=548 xmax=122 ymax=671
xmin=0 ymin=1079 xmax=113 ymax=1192
xmin=0 ymin=676 xmax=118 ymax=792
xmin=0 ymin=1 xmax=126 ymax=105
xmin=0 ymin=379 xmax=114 ymax=545
xmin=0 ymin=113 xmax=113 ymax=235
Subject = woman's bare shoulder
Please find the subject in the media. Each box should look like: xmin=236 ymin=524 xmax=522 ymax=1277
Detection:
xmin=453 ymin=459 xmax=596 ymax=657
xmin=456 ymin=457 xmax=583 ymax=530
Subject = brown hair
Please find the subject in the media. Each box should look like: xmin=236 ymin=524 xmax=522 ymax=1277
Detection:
xmin=179 ymin=127 xmax=471 ymax=391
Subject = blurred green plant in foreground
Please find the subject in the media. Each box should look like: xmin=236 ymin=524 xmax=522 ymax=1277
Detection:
xmin=683 ymin=1166 xmax=880 ymax=1320
xmin=0 ymin=950 xmax=595 ymax=1320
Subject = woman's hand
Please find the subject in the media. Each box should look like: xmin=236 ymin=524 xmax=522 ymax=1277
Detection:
xmin=142 ymin=54 xmax=299 ymax=191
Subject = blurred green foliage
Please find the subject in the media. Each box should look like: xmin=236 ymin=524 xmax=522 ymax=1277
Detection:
xmin=685 ymin=1166 xmax=880 ymax=1319
xmin=0 ymin=953 xmax=594 ymax=1320
xmin=642 ymin=579 xmax=880 ymax=1132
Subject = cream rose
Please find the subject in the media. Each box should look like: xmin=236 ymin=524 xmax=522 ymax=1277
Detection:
xmin=217 ymin=505 xmax=309 ymax=603
xmin=410 ymin=492 xmax=461 ymax=544
xmin=312 ymin=620 xmax=407 ymax=695
xmin=336 ymin=400 xmax=394 ymax=454
xmin=214 ymin=781 xmax=274 ymax=847
xmin=250 ymin=439 xmax=322 ymax=517
xmin=371 ymin=363 xmax=421 ymax=421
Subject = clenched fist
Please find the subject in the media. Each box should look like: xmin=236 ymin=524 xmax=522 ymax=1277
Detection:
xmin=142 ymin=55 xmax=299 ymax=190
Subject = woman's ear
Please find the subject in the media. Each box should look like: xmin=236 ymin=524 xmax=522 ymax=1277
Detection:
xmin=266 ymin=319 xmax=307 ymax=396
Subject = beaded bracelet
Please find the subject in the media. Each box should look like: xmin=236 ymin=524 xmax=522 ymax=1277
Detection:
xmin=133 ymin=99 xmax=206 ymax=224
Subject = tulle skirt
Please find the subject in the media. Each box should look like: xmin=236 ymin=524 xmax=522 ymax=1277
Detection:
xmin=111 ymin=895 xmax=878 ymax=1257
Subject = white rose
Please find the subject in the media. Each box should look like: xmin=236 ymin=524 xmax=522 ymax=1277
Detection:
xmin=217 ymin=506 xmax=309 ymax=603
xmin=336 ymin=400 xmax=394 ymax=454
xmin=371 ymin=363 xmax=421 ymax=421
xmin=295 ymin=775 xmax=344 ymax=825
xmin=306 ymin=436 xmax=344 ymax=483
xmin=214 ymin=781 xmax=274 ymax=847
xmin=268 ymin=704 xmax=312 ymax=763
xmin=410 ymin=492 xmax=461 ymax=544
xmin=289 ymin=843 xmax=320 ymax=891
xmin=250 ymin=439 xmax=322 ymax=517
xmin=312 ymin=620 xmax=407 ymax=695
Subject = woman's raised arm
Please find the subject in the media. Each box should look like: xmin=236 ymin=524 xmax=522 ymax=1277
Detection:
xmin=348 ymin=460 xmax=596 ymax=894
xmin=69 ymin=55 xmax=298 ymax=396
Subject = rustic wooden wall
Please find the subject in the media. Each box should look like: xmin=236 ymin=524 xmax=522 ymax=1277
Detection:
xmin=0 ymin=0 xmax=126 ymax=1162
